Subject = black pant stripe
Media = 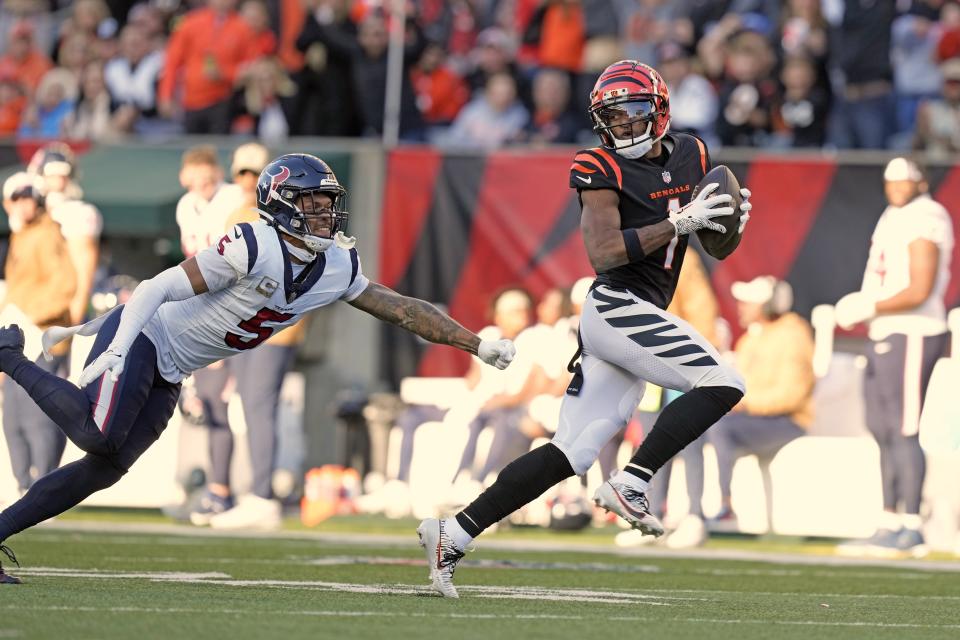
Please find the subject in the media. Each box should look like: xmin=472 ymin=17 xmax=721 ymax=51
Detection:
xmin=606 ymin=313 xmax=665 ymax=328
xmin=655 ymin=343 xmax=708 ymax=358
xmin=627 ymin=324 xmax=690 ymax=348
xmin=679 ymin=355 xmax=718 ymax=367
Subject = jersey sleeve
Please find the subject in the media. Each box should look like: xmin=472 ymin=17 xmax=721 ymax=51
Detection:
xmin=194 ymin=222 xmax=259 ymax=292
xmin=340 ymin=247 xmax=370 ymax=301
xmin=569 ymin=148 xmax=623 ymax=192
xmin=909 ymin=205 xmax=953 ymax=248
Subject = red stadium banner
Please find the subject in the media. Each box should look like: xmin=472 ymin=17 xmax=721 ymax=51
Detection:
xmin=380 ymin=148 xmax=960 ymax=384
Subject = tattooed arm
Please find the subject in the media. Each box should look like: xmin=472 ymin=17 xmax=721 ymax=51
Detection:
xmin=348 ymin=282 xmax=481 ymax=354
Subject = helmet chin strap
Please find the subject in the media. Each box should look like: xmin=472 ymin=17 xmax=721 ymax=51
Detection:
xmin=612 ymin=120 xmax=669 ymax=159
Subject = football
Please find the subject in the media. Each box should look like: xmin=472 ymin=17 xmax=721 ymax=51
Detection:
xmin=692 ymin=164 xmax=744 ymax=260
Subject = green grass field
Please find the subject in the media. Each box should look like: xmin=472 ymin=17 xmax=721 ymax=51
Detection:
xmin=1 ymin=513 xmax=959 ymax=640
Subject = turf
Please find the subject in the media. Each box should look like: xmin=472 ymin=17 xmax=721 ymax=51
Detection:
xmin=1 ymin=519 xmax=958 ymax=640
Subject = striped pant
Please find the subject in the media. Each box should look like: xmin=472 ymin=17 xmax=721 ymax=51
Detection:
xmin=552 ymin=285 xmax=744 ymax=475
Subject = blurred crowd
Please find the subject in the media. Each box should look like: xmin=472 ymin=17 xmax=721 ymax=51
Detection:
xmin=0 ymin=0 xmax=957 ymax=151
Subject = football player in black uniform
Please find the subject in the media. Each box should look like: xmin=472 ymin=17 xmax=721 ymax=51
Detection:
xmin=418 ymin=61 xmax=753 ymax=598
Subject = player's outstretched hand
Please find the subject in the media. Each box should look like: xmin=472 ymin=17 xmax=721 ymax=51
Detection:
xmin=737 ymin=188 xmax=752 ymax=234
xmin=78 ymin=347 xmax=126 ymax=388
xmin=834 ymin=292 xmax=877 ymax=330
xmin=669 ymin=183 xmax=734 ymax=236
xmin=478 ymin=338 xmax=516 ymax=370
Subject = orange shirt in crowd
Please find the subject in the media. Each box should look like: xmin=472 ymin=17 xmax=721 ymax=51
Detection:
xmin=277 ymin=0 xmax=305 ymax=72
xmin=159 ymin=8 xmax=257 ymax=111
xmin=411 ymin=66 xmax=470 ymax=124
xmin=0 ymin=50 xmax=52 ymax=95
xmin=0 ymin=93 xmax=26 ymax=133
xmin=539 ymin=4 xmax=584 ymax=72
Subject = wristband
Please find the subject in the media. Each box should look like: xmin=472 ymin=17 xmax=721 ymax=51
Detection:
xmin=622 ymin=230 xmax=645 ymax=262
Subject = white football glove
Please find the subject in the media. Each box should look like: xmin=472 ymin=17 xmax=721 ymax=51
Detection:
xmin=669 ymin=183 xmax=734 ymax=236
xmin=77 ymin=347 xmax=127 ymax=388
xmin=478 ymin=338 xmax=516 ymax=370
xmin=834 ymin=292 xmax=877 ymax=330
xmin=737 ymin=187 xmax=752 ymax=234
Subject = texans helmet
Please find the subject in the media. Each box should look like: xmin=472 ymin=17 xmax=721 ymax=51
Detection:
xmin=588 ymin=60 xmax=671 ymax=159
xmin=256 ymin=153 xmax=349 ymax=252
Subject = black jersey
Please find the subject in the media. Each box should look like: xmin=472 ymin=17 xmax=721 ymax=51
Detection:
xmin=569 ymin=132 xmax=711 ymax=309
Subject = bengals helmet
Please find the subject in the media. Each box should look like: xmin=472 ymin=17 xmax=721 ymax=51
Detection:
xmin=588 ymin=60 xmax=671 ymax=159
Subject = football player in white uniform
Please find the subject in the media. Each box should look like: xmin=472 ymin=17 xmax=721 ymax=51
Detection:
xmin=0 ymin=153 xmax=516 ymax=584
xmin=835 ymin=157 xmax=953 ymax=556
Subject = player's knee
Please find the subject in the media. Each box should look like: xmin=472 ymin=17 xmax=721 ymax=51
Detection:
xmin=78 ymin=454 xmax=125 ymax=491
xmin=695 ymin=362 xmax=745 ymax=395
xmin=552 ymin=418 xmax=621 ymax=476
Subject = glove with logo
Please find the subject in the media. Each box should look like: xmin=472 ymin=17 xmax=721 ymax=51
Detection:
xmin=668 ymin=183 xmax=734 ymax=236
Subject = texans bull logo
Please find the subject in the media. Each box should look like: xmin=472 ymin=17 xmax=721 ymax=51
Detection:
xmin=259 ymin=165 xmax=291 ymax=204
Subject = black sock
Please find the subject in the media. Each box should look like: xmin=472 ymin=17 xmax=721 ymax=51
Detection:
xmin=0 ymin=455 xmax=123 ymax=543
xmin=625 ymin=385 xmax=743 ymax=482
xmin=0 ymin=355 xmax=111 ymax=456
xmin=455 ymin=443 xmax=574 ymax=537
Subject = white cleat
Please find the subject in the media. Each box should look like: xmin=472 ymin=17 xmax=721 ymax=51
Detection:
xmin=417 ymin=518 xmax=466 ymax=599
xmin=209 ymin=495 xmax=282 ymax=530
xmin=593 ymin=481 xmax=664 ymax=537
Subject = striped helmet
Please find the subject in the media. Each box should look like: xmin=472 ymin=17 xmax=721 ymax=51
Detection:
xmin=588 ymin=60 xmax=670 ymax=158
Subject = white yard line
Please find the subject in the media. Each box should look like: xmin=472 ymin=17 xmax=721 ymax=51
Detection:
xmin=32 ymin=520 xmax=960 ymax=572
xmin=1 ymin=604 xmax=958 ymax=630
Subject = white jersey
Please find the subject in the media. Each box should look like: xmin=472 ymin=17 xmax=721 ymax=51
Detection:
xmin=143 ymin=221 xmax=368 ymax=382
xmin=862 ymin=194 xmax=954 ymax=339
xmin=176 ymin=186 xmax=229 ymax=258
xmin=48 ymin=197 xmax=103 ymax=240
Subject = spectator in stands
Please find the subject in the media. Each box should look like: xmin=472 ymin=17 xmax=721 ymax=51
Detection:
xmin=936 ymin=0 xmax=960 ymax=60
xmin=157 ymin=0 xmax=257 ymax=133
xmin=524 ymin=0 xmax=584 ymax=74
xmin=914 ymin=57 xmax=960 ymax=156
xmin=520 ymin=67 xmax=579 ymax=145
xmin=240 ymin=0 xmax=277 ymax=57
xmin=835 ymin=157 xmax=953 ymax=557
xmin=892 ymin=1 xmax=945 ymax=144
xmin=411 ymin=41 xmax=470 ymax=134
xmin=779 ymin=0 xmax=829 ymax=63
xmin=824 ymin=0 xmax=895 ymax=148
xmin=298 ymin=6 xmax=425 ymax=139
xmin=294 ymin=0 xmax=359 ymax=136
xmin=771 ymin=53 xmax=830 ymax=148
xmin=57 ymin=0 xmax=112 ymax=46
xmin=465 ymin=27 xmax=528 ymax=107
xmin=29 ymin=143 xmax=103 ymax=326
xmin=18 ymin=68 xmax=77 ymax=138
xmin=617 ymin=249 xmax=724 ymax=549
xmin=0 ymin=20 xmax=53 ymax=96
xmin=0 ymin=74 xmax=27 ymax=134
xmin=618 ymin=0 xmax=690 ymax=66
xmin=1 ymin=171 xmax=76 ymax=497
xmin=57 ymin=33 xmax=94 ymax=81
xmin=171 ymin=146 xmax=237 ymax=527
xmin=707 ymin=276 xmax=813 ymax=529
xmin=104 ymin=24 xmax=165 ymax=133
xmin=715 ymin=28 xmax=777 ymax=147
xmin=656 ymin=41 xmax=717 ymax=146
xmin=126 ymin=2 xmax=167 ymax=53
xmin=64 ymin=61 xmax=138 ymax=140
xmin=443 ymin=71 xmax=529 ymax=149
xmin=234 ymin=56 xmax=296 ymax=142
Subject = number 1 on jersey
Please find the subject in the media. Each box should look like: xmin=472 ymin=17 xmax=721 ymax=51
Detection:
xmin=664 ymin=198 xmax=681 ymax=269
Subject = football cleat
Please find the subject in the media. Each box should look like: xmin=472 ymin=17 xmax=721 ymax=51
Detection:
xmin=0 ymin=544 xmax=22 ymax=585
xmin=895 ymin=528 xmax=928 ymax=558
xmin=0 ymin=325 xmax=25 ymax=352
xmin=209 ymin=495 xmax=281 ymax=530
xmin=593 ymin=481 xmax=664 ymax=537
xmin=188 ymin=490 xmax=235 ymax=526
xmin=417 ymin=518 xmax=466 ymax=599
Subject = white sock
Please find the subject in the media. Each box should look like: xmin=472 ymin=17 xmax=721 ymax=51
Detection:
xmin=611 ymin=470 xmax=649 ymax=493
xmin=879 ymin=511 xmax=901 ymax=531
xmin=443 ymin=517 xmax=474 ymax=550
xmin=901 ymin=513 xmax=922 ymax=531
